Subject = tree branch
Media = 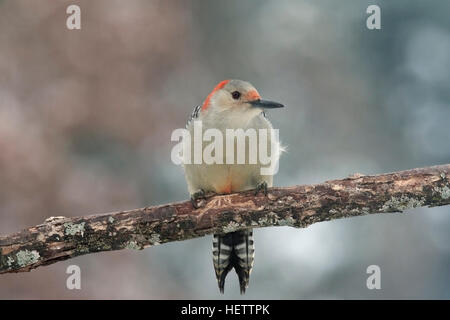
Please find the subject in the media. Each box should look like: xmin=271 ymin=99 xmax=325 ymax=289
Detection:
xmin=1 ymin=164 xmax=450 ymax=274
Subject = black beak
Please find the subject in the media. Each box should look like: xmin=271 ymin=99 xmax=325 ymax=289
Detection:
xmin=249 ymin=99 xmax=284 ymax=109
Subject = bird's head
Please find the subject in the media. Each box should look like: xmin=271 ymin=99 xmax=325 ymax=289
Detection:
xmin=201 ymin=79 xmax=284 ymax=119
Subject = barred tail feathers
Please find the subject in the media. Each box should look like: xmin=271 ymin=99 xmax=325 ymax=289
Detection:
xmin=212 ymin=230 xmax=254 ymax=294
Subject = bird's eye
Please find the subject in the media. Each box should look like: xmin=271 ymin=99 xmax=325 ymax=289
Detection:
xmin=231 ymin=91 xmax=241 ymax=100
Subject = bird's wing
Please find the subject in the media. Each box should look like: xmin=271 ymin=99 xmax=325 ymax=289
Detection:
xmin=261 ymin=110 xmax=267 ymax=119
xmin=258 ymin=110 xmax=274 ymax=129
xmin=186 ymin=105 xmax=202 ymax=128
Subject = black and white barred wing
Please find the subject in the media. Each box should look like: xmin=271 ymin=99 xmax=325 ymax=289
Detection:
xmin=186 ymin=105 xmax=202 ymax=128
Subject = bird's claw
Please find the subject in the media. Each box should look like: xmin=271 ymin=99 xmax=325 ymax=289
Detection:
xmin=254 ymin=181 xmax=268 ymax=196
xmin=191 ymin=189 xmax=206 ymax=209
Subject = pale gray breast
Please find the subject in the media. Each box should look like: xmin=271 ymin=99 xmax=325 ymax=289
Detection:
xmin=183 ymin=108 xmax=278 ymax=194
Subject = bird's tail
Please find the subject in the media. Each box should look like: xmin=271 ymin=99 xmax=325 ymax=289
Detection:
xmin=212 ymin=229 xmax=254 ymax=294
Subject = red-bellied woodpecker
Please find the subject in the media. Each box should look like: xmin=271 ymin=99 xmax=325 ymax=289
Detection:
xmin=183 ymin=79 xmax=284 ymax=294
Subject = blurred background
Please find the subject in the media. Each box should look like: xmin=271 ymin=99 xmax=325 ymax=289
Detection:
xmin=0 ymin=0 xmax=449 ymax=299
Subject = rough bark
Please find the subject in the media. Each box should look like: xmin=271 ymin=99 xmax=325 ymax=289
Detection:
xmin=1 ymin=164 xmax=450 ymax=274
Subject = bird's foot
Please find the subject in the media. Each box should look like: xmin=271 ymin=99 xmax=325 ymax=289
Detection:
xmin=254 ymin=181 xmax=268 ymax=196
xmin=191 ymin=189 xmax=207 ymax=209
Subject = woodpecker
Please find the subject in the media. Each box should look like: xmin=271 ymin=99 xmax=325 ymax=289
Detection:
xmin=182 ymin=79 xmax=284 ymax=294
